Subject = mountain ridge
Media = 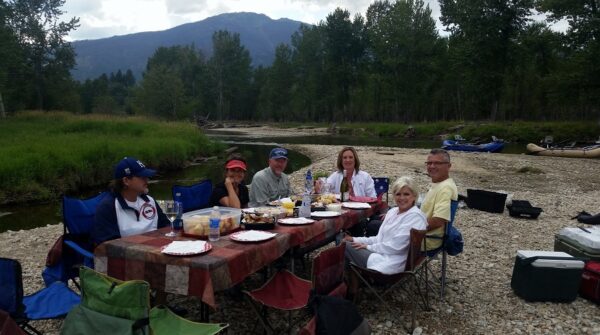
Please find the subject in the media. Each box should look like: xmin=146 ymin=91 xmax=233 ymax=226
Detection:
xmin=71 ymin=12 xmax=305 ymax=81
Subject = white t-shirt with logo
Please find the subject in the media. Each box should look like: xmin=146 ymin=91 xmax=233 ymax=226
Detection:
xmin=115 ymin=195 xmax=159 ymax=237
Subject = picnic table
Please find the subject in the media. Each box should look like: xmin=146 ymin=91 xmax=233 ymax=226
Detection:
xmin=94 ymin=201 xmax=386 ymax=309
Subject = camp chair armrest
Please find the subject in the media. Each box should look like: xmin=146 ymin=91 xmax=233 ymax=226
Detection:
xmin=64 ymin=240 xmax=94 ymax=267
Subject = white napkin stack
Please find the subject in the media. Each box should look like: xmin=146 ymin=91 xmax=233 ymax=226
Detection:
xmin=162 ymin=240 xmax=207 ymax=254
xmin=235 ymin=230 xmax=276 ymax=241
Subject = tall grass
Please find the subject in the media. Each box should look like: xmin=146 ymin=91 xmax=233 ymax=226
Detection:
xmin=0 ymin=111 xmax=224 ymax=204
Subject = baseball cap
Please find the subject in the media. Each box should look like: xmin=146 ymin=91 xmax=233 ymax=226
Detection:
xmin=225 ymin=159 xmax=247 ymax=171
xmin=269 ymin=147 xmax=288 ymax=160
xmin=114 ymin=157 xmax=156 ymax=179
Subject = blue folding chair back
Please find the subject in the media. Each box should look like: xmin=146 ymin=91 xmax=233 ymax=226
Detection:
xmin=373 ymin=177 xmax=389 ymax=202
xmin=42 ymin=192 xmax=109 ymax=286
xmin=172 ymin=180 xmax=212 ymax=213
xmin=0 ymin=257 xmax=80 ymax=335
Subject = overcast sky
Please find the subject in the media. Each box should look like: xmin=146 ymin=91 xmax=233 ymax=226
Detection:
xmin=62 ymin=0 xmax=564 ymax=41
xmin=62 ymin=0 xmax=447 ymax=41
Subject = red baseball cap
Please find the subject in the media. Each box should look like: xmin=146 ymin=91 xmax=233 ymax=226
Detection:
xmin=225 ymin=159 xmax=247 ymax=171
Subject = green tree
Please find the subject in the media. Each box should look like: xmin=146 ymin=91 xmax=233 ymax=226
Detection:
xmin=207 ymin=30 xmax=252 ymax=120
xmin=536 ymin=0 xmax=600 ymax=119
xmin=440 ymin=0 xmax=533 ymax=120
xmin=365 ymin=0 xmax=444 ymax=122
xmin=258 ymin=44 xmax=294 ymax=120
xmin=136 ymin=65 xmax=185 ymax=119
xmin=5 ymin=0 xmax=79 ymax=110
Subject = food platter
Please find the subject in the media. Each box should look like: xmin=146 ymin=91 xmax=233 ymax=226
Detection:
xmin=230 ymin=230 xmax=277 ymax=242
xmin=161 ymin=241 xmax=212 ymax=256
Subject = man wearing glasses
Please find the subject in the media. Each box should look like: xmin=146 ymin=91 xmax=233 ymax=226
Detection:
xmin=421 ymin=148 xmax=458 ymax=250
xmin=249 ymin=147 xmax=294 ymax=207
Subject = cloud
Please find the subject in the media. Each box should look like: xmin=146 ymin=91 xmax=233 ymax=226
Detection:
xmin=165 ymin=0 xmax=208 ymax=15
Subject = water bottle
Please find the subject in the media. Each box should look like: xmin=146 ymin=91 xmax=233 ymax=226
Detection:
xmin=209 ymin=206 xmax=220 ymax=241
xmin=305 ymin=168 xmax=313 ymax=194
xmin=173 ymin=192 xmax=183 ymax=230
xmin=299 ymin=193 xmax=311 ymax=218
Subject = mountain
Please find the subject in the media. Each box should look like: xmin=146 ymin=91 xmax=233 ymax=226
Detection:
xmin=71 ymin=12 xmax=305 ymax=81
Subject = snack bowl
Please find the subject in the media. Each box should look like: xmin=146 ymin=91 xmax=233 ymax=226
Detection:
xmin=326 ymin=203 xmax=342 ymax=213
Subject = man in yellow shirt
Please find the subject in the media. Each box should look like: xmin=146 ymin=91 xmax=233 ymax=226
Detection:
xmin=421 ymin=149 xmax=458 ymax=250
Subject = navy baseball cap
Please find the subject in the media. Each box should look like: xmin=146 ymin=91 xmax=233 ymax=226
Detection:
xmin=269 ymin=147 xmax=288 ymax=160
xmin=114 ymin=157 xmax=156 ymax=179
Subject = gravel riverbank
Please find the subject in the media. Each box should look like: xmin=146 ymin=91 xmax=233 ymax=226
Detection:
xmin=2 ymin=136 xmax=600 ymax=334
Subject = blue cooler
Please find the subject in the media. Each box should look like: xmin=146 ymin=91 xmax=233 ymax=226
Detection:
xmin=511 ymin=250 xmax=585 ymax=302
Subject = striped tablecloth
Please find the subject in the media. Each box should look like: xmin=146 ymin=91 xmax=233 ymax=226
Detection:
xmin=94 ymin=201 xmax=386 ymax=308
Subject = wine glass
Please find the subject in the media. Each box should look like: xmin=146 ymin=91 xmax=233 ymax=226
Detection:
xmin=160 ymin=200 xmax=180 ymax=237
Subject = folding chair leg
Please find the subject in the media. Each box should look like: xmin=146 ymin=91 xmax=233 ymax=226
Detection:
xmin=440 ymin=251 xmax=448 ymax=299
xmin=19 ymin=322 xmax=43 ymax=335
xmin=244 ymin=295 xmax=275 ymax=335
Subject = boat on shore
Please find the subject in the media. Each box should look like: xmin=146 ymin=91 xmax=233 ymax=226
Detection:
xmin=526 ymin=143 xmax=600 ymax=158
xmin=442 ymin=136 xmax=505 ymax=153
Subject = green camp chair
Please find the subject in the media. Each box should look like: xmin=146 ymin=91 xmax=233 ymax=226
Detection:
xmin=61 ymin=267 xmax=227 ymax=335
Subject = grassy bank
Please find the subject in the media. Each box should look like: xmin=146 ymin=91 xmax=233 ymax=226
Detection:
xmin=0 ymin=111 xmax=224 ymax=204
xmin=269 ymin=121 xmax=600 ymax=143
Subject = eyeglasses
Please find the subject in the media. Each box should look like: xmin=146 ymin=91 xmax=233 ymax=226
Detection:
xmin=425 ymin=161 xmax=449 ymax=166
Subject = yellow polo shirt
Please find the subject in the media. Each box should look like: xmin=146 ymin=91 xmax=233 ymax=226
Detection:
xmin=421 ymin=178 xmax=458 ymax=250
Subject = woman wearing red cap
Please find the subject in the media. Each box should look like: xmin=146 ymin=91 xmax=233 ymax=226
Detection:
xmin=209 ymin=153 xmax=249 ymax=208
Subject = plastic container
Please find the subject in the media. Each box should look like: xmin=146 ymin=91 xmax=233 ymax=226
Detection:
xmin=466 ymin=189 xmax=507 ymax=213
xmin=182 ymin=206 xmax=241 ymax=239
xmin=511 ymin=250 xmax=584 ymax=302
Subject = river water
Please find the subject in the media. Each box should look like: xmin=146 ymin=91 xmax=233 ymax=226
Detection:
xmin=0 ymin=132 xmax=526 ymax=232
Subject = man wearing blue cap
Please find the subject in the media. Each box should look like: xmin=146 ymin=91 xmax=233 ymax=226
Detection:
xmin=249 ymin=147 xmax=294 ymax=207
xmin=91 ymin=157 xmax=170 ymax=246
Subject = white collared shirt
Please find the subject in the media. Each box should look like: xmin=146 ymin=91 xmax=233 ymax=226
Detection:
xmin=326 ymin=170 xmax=377 ymax=198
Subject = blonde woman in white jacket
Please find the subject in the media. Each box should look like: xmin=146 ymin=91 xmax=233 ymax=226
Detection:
xmin=343 ymin=176 xmax=427 ymax=275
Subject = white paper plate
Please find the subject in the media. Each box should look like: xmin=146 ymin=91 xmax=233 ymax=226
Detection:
xmin=311 ymin=211 xmax=341 ymax=218
xmin=342 ymin=202 xmax=372 ymax=209
xmin=161 ymin=241 xmax=212 ymax=256
xmin=230 ymin=230 xmax=277 ymax=242
xmin=278 ymin=217 xmax=315 ymax=225
xmin=242 ymin=208 xmax=256 ymax=214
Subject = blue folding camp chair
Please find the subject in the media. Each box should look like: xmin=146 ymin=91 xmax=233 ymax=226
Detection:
xmin=172 ymin=179 xmax=212 ymax=213
xmin=425 ymin=200 xmax=459 ymax=299
xmin=42 ymin=191 xmax=110 ymax=286
xmin=0 ymin=257 xmax=80 ymax=335
xmin=373 ymin=177 xmax=389 ymax=202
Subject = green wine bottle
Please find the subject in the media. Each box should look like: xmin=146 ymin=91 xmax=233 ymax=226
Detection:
xmin=340 ymin=169 xmax=349 ymax=202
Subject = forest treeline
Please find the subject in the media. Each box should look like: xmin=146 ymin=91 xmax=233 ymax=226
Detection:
xmin=1 ymin=0 xmax=599 ymax=122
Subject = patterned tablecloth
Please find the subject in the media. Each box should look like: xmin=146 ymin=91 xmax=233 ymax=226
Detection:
xmin=94 ymin=201 xmax=386 ymax=308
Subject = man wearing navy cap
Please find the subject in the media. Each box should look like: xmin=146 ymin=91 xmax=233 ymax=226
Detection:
xmin=249 ymin=147 xmax=294 ymax=207
xmin=91 ymin=157 xmax=169 ymax=246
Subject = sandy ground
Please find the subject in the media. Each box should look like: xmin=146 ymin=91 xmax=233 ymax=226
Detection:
xmin=2 ymin=126 xmax=600 ymax=334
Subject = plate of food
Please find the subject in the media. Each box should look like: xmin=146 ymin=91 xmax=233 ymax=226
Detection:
xmin=341 ymin=202 xmax=372 ymax=209
xmin=311 ymin=211 xmax=341 ymax=218
xmin=230 ymin=230 xmax=277 ymax=242
xmin=278 ymin=217 xmax=315 ymax=225
xmin=242 ymin=212 xmax=275 ymax=230
xmin=161 ymin=240 xmax=212 ymax=256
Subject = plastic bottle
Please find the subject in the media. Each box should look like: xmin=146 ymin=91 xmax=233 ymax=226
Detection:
xmin=340 ymin=169 xmax=349 ymax=202
xmin=209 ymin=206 xmax=220 ymax=241
xmin=305 ymin=168 xmax=313 ymax=194
xmin=173 ymin=192 xmax=183 ymax=230
xmin=299 ymin=169 xmax=313 ymax=218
